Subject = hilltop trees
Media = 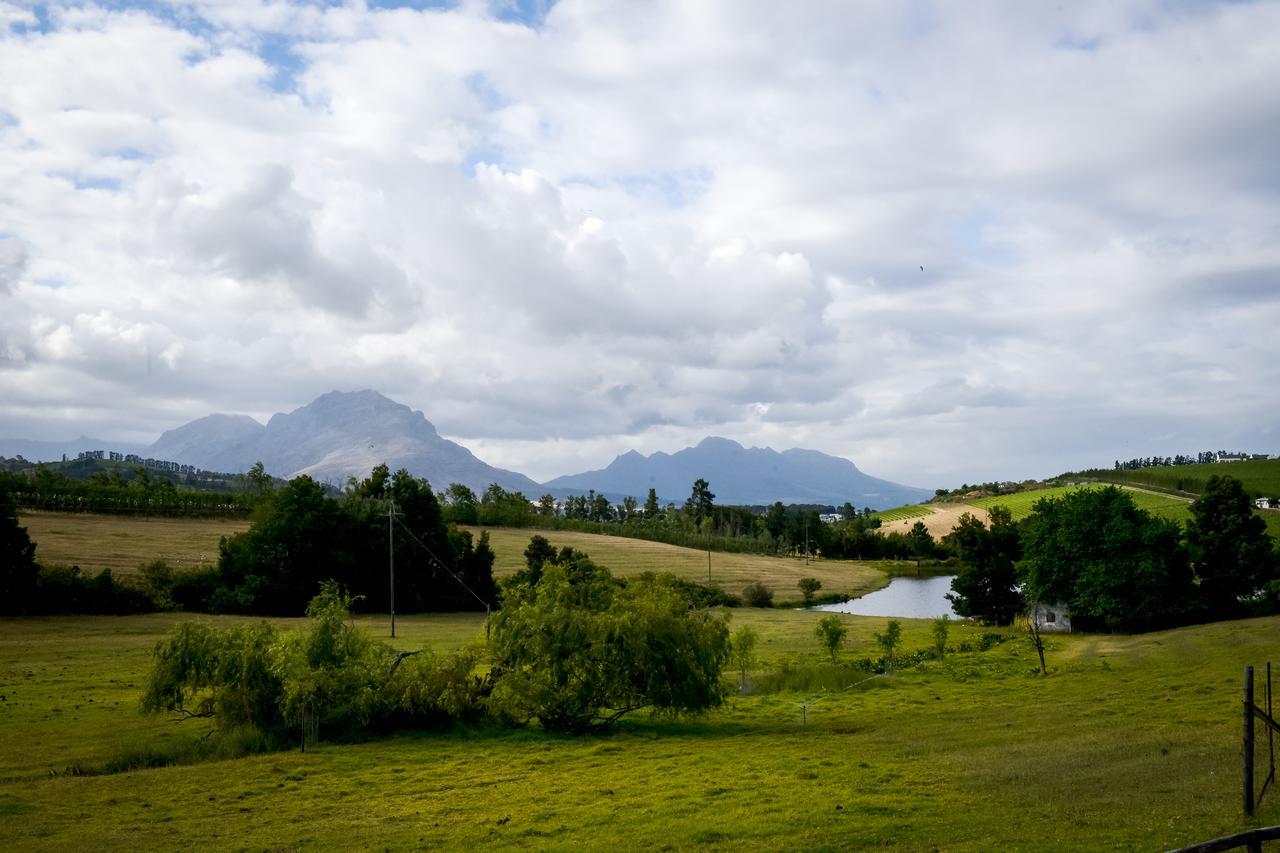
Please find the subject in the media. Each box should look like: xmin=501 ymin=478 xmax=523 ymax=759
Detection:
xmin=683 ymin=478 xmax=716 ymax=524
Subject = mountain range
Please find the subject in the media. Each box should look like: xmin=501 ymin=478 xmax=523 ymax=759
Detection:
xmin=0 ymin=390 xmax=930 ymax=508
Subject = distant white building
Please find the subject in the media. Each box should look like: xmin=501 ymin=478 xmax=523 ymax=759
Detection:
xmin=1030 ymin=602 xmax=1072 ymax=633
xmin=818 ymin=513 xmax=843 ymax=524
xmin=1258 ymin=497 xmax=1274 ymax=510
xmin=1216 ymin=452 xmax=1248 ymax=463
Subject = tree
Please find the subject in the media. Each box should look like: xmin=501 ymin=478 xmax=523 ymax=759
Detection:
xmin=489 ymin=564 xmax=730 ymax=733
xmin=945 ymin=507 xmax=1023 ymax=625
xmin=815 ymin=615 xmax=847 ymax=661
xmin=244 ymin=461 xmax=274 ymax=501
xmin=643 ymin=488 xmax=660 ymax=518
xmin=907 ymin=521 xmax=935 ymax=565
xmin=0 ymin=480 xmax=38 ymax=614
xmin=730 ymin=625 xmax=758 ymax=693
xmin=875 ymin=620 xmax=901 ymax=671
xmin=931 ymin=614 xmax=950 ymax=659
xmin=1186 ymin=475 xmax=1276 ymax=618
xmin=442 ymin=484 xmax=479 ymax=524
xmin=683 ymin=478 xmax=715 ymax=524
xmin=1019 ymin=487 xmax=1194 ymax=631
xmin=797 ymin=577 xmax=822 ymax=605
xmin=1026 ymin=606 xmax=1047 ymax=675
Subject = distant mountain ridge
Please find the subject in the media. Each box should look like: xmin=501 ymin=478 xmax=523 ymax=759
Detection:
xmin=1 ymin=392 xmax=930 ymax=507
xmin=147 ymin=390 xmax=543 ymax=494
xmin=544 ymin=436 xmax=930 ymax=509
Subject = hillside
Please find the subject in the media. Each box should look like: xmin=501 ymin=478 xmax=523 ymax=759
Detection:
xmin=545 ymin=436 xmax=931 ymax=509
xmin=1080 ymin=458 xmax=1280 ymax=499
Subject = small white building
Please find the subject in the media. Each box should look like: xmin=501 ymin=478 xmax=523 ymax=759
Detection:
xmin=1258 ymin=497 xmax=1274 ymax=510
xmin=1030 ymin=601 xmax=1072 ymax=633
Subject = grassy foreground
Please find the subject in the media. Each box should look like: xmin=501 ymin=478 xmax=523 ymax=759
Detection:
xmin=476 ymin=526 xmax=889 ymax=601
xmin=2 ymin=610 xmax=1279 ymax=850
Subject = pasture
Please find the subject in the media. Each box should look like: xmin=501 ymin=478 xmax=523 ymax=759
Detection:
xmin=1 ymin=610 xmax=1279 ymax=850
xmin=18 ymin=511 xmax=250 ymax=575
xmin=475 ymin=526 xmax=889 ymax=601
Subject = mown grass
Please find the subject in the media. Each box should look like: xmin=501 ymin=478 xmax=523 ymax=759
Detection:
xmin=18 ymin=511 xmax=249 ymax=575
xmin=475 ymin=526 xmax=889 ymax=601
xmin=869 ymin=504 xmax=931 ymax=523
xmin=2 ymin=610 xmax=1280 ymax=850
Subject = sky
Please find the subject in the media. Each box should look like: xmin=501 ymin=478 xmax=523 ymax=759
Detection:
xmin=1 ymin=0 xmax=1278 ymax=489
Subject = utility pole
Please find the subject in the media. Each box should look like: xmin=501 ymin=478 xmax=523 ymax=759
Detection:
xmin=389 ymin=498 xmax=396 ymax=639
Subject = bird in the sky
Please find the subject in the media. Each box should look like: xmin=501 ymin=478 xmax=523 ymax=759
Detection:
xmin=919 ymin=265 xmax=924 ymax=271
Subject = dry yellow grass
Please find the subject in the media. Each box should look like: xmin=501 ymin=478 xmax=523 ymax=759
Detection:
xmin=473 ymin=526 xmax=888 ymax=600
xmin=19 ymin=511 xmax=250 ymax=575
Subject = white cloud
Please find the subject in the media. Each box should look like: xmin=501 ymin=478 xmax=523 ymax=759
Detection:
xmin=0 ymin=0 xmax=1277 ymax=487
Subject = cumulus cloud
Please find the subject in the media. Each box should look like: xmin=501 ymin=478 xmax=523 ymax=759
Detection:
xmin=0 ymin=0 xmax=1278 ymax=486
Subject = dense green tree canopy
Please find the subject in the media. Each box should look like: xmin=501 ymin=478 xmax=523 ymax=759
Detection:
xmin=945 ymin=506 xmax=1023 ymax=625
xmin=1186 ymin=475 xmax=1276 ymax=617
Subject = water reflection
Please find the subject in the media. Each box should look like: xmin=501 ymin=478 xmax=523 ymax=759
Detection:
xmin=812 ymin=574 xmax=958 ymax=619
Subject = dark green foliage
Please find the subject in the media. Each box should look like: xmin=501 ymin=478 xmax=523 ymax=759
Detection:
xmin=875 ymin=620 xmax=902 ymax=670
xmin=1019 ymin=486 xmax=1194 ymax=631
xmin=1186 ymin=475 xmax=1276 ymax=617
xmin=213 ymin=468 xmax=497 ymax=614
xmin=0 ymin=481 xmax=38 ymax=613
xmin=683 ymin=479 xmax=716 ymax=524
xmin=0 ymin=462 xmax=257 ymax=517
xmin=945 ymin=507 xmax=1024 ymax=625
xmin=741 ymin=580 xmax=774 ymax=608
xmin=489 ymin=563 xmax=730 ymax=733
xmin=478 ymin=484 xmax=534 ymax=527
xmin=441 ymin=483 xmax=480 ymax=524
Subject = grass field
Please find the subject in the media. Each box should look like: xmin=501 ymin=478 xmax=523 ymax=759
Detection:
xmin=18 ymin=511 xmax=250 ymax=574
xmin=474 ymin=526 xmax=889 ymax=602
xmin=2 ymin=610 xmax=1279 ymax=850
xmin=869 ymin=504 xmax=930 ymax=523
xmin=1096 ymin=458 xmax=1280 ymax=500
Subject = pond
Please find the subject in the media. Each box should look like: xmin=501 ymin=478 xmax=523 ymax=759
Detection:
xmin=811 ymin=574 xmax=958 ymax=619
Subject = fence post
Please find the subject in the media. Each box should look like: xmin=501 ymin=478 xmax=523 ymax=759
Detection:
xmin=1246 ymin=665 xmax=1255 ymax=816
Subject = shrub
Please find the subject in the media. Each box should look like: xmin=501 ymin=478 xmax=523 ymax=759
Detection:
xmin=742 ymin=581 xmax=774 ymax=608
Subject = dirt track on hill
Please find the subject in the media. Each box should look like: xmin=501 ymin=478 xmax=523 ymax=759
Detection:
xmin=878 ymin=503 xmax=983 ymax=539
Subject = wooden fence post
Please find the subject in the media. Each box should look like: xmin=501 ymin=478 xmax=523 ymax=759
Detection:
xmin=1245 ymin=666 xmax=1255 ymax=816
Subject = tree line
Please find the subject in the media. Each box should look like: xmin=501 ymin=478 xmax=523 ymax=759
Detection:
xmin=1 ymin=464 xmax=498 ymax=616
xmin=947 ymin=476 xmax=1279 ymax=631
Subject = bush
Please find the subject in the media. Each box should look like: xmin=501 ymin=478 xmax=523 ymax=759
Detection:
xmin=742 ymin=581 xmax=774 ymax=608
xmin=490 ymin=565 xmax=731 ymax=733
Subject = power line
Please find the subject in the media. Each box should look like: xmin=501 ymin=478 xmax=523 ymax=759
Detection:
xmin=390 ymin=512 xmax=492 ymax=616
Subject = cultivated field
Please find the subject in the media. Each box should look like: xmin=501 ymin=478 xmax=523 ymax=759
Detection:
xmin=1096 ymin=458 xmax=1280 ymax=499
xmin=868 ymin=504 xmax=930 ymax=523
xmin=475 ymin=526 xmax=888 ymax=601
xmin=18 ymin=511 xmax=250 ymax=574
xmin=874 ymin=502 xmax=978 ymax=539
xmin=1 ymin=610 xmax=1278 ymax=850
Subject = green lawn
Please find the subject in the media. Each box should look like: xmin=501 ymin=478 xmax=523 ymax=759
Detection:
xmin=2 ymin=611 xmax=1279 ymax=850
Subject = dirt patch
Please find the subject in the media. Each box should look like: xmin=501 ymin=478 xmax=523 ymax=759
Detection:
xmin=876 ymin=503 xmax=984 ymax=539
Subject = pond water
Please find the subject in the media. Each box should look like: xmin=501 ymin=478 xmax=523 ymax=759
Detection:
xmin=811 ymin=574 xmax=958 ymax=619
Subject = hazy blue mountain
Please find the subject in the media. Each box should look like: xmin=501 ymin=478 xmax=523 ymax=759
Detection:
xmin=148 ymin=414 xmax=266 ymax=472
xmin=543 ymin=436 xmax=931 ymax=508
xmin=0 ymin=436 xmax=147 ymax=463
xmin=145 ymin=390 xmax=542 ymax=494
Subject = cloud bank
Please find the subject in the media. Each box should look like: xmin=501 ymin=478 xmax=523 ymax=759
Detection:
xmin=1 ymin=0 xmax=1277 ymax=487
